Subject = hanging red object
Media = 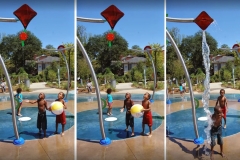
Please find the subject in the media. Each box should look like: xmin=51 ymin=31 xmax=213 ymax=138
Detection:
xmin=106 ymin=32 xmax=115 ymax=41
xmin=194 ymin=11 xmax=213 ymax=30
xmin=232 ymin=44 xmax=240 ymax=53
xmin=106 ymin=32 xmax=115 ymax=47
xmin=144 ymin=46 xmax=152 ymax=54
xmin=101 ymin=5 xmax=124 ymax=30
xmin=58 ymin=45 xmax=65 ymax=53
xmin=14 ymin=4 xmax=37 ymax=47
xmin=19 ymin=32 xmax=28 ymax=41
xmin=19 ymin=31 xmax=28 ymax=47
xmin=13 ymin=4 xmax=37 ymax=29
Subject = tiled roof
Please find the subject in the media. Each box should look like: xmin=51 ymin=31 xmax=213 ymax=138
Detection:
xmin=36 ymin=56 xmax=60 ymax=63
xmin=211 ymin=56 xmax=234 ymax=63
xmin=122 ymin=57 xmax=146 ymax=64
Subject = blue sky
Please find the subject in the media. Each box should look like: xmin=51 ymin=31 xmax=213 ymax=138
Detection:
xmin=77 ymin=0 xmax=164 ymax=50
xmin=167 ymin=0 xmax=240 ymax=49
xmin=0 ymin=0 xmax=74 ymax=49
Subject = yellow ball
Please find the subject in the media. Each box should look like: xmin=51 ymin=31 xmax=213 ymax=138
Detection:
xmin=50 ymin=101 xmax=64 ymax=115
xmin=131 ymin=104 xmax=144 ymax=118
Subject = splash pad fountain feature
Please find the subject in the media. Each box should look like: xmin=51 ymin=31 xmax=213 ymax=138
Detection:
xmin=0 ymin=4 xmax=37 ymax=146
xmin=166 ymin=11 xmax=214 ymax=155
xmin=77 ymin=5 xmax=124 ymax=146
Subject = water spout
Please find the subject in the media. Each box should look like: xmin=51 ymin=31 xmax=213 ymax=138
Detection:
xmin=202 ymin=30 xmax=213 ymax=155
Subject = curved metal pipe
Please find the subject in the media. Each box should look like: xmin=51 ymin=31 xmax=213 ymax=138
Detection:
xmin=60 ymin=51 xmax=70 ymax=100
xmin=146 ymin=51 xmax=157 ymax=100
xmin=166 ymin=30 xmax=199 ymax=139
xmin=43 ymin=47 xmax=73 ymax=100
xmin=0 ymin=55 xmax=19 ymax=139
xmin=77 ymin=37 xmax=106 ymax=139
xmin=77 ymin=17 xmax=106 ymax=23
xmin=166 ymin=17 xmax=194 ymax=23
xmin=0 ymin=17 xmax=18 ymax=22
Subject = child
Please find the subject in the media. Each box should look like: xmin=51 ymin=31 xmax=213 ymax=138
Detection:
xmin=141 ymin=92 xmax=153 ymax=137
xmin=29 ymin=92 xmax=48 ymax=138
xmin=120 ymin=92 xmax=134 ymax=136
xmin=215 ymin=89 xmax=228 ymax=128
xmin=210 ymin=106 xmax=225 ymax=159
xmin=54 ymin=92 xmax=67 ymax=136
xmin=106 ymin=88 xmax=113 ymax=116
xmin=179 ymin=83 xmax=183 ymax=97
xmin=86 ymin=80 xmax=92 ymax=93
xmin=1 ymin=80 xmax=6 ymax=93
xmin=15 ymin=88 xmax=23 ymax=116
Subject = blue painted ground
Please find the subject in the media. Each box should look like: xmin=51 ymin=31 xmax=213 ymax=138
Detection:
xmin=77 ymin=94 xmax=164 ymax=103
xmin=0 ymin=93 xmax=74 ymax=102
xmin=0 ymin=107 xmax=74 ymax=141
xmin=166 ymin=107 xmax=240 ymax=140
xmin=168 ymin=94 xmax=240 ymax=103
xmin=77 ymin=107 xmax=162 ymax=141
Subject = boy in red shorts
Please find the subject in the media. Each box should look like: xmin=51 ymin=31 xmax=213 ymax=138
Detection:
xmin=215 ymin=89 xmax=228 ymax=128
xmin=141 ymin=92 xmax=153 ymax=137
xmin=54 ymin=92 xmax=67 ymax=136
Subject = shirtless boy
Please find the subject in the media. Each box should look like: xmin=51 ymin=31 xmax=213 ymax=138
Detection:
xmin=29 ymin=92 xmax=48 ymax=137
xmin=120 ymin=92 xmax=134 ymax=136
xmin=141 ymin=92 xmax=153 ymax=137
xmin=210 ymin=106 xmax=225 ymax=160
xmin=215 ymin=89 xmax=228 ymax=128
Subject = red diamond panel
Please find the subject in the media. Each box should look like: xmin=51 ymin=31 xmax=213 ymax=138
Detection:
xmin=194 ymin=11 xmax=213 ymax=30
xmin=101 ymin=5 xmax=124 ymax=30
xmin=13 ymin=4 xmax=37 ymax=29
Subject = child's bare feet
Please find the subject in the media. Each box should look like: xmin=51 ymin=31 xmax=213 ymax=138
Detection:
xmin=224 ymin=124 xmax=226 ymax=129
xmin=61 ymin=132 xmax=64 ymax=136
xmin=148 ymin=134 xmax=152 ymax=137
xmin=220 ymin=152 xmax=225 ymax=158
xmin=131 ymin=133 xmax=134 ymax=137
xmin=210 ymin=152 xmax=214 ymax=160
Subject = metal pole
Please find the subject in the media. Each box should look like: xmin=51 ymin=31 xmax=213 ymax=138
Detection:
xmin=0 ymin=55 xmax=19 ymax=139
xmin=77 ymin=37 xmax=106 ymax=140
xmin=0 ymin=17 xmax=18 ymax=22
xmin=166 ymin=30 xmax=199 ymax=138
xmin=146 ymin=51 xmax=157 ymax=100
xmin=61 ymin=51 xmax=70 ymax=100
xmin=233 ymin=66 xmax=235 ymax=88
xmin=77 ymin=17 xmax=106 ymax=23
xmin=166 ymin=17 xmax=194 ymax=23
xmin=144 ymin=67 xmax=146 ymax=88
xmin=58 ymin=68 xmax=60 ymax=88
xmin=43 ymin=47 xmax=73 ymax=100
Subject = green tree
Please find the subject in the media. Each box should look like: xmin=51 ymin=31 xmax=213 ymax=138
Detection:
xmin=134 ymin=70 xmax=143 ymax=82
xmin=0 ymin=30 xmax=42 ymax=73
xmin=235 ymin=66 xmax=240 ymax=80
xmin=145 ymin=43 xmax=164 ymax=81
xmin=180 ymin=31 xmax=218 ymax=74
xmin=224 ymin=69 xmax=231 ymax=82
xmin=48 ymin=70 xmax=57 ymax=82
xmin=85 ymin=30 xmax=128 ymax=73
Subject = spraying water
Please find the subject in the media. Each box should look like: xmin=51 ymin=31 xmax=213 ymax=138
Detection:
xmin=201 ymin=30 xmax=213 ymax=155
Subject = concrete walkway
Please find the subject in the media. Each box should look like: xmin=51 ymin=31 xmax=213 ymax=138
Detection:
xmin=29 ymin=82 xmax=66 ymax=93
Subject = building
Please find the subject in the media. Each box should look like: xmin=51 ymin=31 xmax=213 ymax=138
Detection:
xmin=121 ymin=55 xmax=146 ymax=74
xmin=35 ymin=55 xmax=60 ymax=74
xmin=211 ymin=55 xmax=235 ymax=75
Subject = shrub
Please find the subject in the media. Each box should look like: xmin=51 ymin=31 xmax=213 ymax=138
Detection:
xmin=30 ymin=78 xmax=39 ymax=83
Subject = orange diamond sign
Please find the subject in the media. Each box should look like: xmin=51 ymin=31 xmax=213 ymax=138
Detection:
xmin=194 ymin=11 xmax=213 ymax=30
